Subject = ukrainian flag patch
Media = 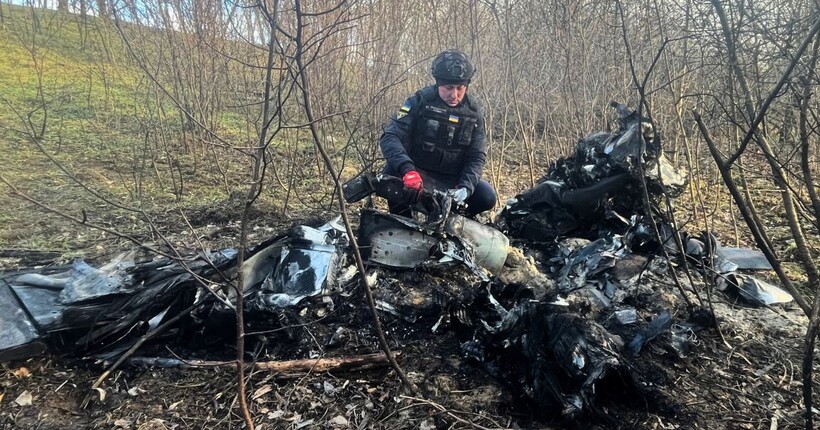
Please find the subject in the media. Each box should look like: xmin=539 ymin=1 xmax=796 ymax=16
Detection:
xmin=448 ymin=115 xmax=459 ymax=123
xmin=396 ymin=103 xmax=411 ymax=119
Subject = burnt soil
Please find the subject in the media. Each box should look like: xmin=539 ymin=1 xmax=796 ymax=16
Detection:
xmin=0 ymin=211 xmax=817 ymax=430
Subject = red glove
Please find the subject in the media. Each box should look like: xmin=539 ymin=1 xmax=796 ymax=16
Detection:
xmin=402 ymin=170 xmax=423 ymax=190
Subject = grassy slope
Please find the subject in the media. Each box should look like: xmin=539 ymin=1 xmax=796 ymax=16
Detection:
xmin=0 ymin=5 xmax=261 ymax=251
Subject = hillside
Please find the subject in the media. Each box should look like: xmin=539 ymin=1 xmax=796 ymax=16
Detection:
xmin=1 ymin=2 xmax=819 ymax=430
xmin=0 ymin=4 xmax=284 ymax=253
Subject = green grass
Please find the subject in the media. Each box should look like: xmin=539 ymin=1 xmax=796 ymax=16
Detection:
xmin=0 ymin=4 xmax=361 ymax=253
xmin=0 ymin=5 xmax=244 ymax=250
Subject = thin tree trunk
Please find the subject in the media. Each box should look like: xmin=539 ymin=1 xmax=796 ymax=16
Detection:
xmin=292 ymin=0 xmax=417 ymax=395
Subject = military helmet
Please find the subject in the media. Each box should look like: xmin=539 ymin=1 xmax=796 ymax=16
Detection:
xmin=431 ymin=49 xmax=475 ymax=85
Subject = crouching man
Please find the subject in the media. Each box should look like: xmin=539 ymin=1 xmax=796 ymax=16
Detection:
xmin=379 ymin=49 xmax=497 ymax=218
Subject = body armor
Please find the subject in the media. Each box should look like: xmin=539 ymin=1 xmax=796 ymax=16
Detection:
xmin=407 ymin=87 xmax=480 ymax=177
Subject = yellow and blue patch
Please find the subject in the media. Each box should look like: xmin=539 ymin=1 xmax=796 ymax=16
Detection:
xmin=448 ymin=115 xmax=459 ymax=123
xmin=396 ymin=103 xmax=412 ymax=119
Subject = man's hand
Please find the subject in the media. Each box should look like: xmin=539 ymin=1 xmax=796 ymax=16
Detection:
xmin=447 ymin=187 xmax=469 ymax=203
xmin=403 ymin=171 xmax=423 ymax=190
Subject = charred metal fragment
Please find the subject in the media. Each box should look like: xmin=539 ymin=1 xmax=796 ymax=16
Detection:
xmin=612 ymin=308 xmax=638 ymax=325
xmin=497 ymin=174 xmax=634 ymax=242
xmin=715 ymin=247 xmax=773 ymax=271
xmin=0 ymin=220 xmax=351 ymax=361
xmin=626 ymin=310 xmax=673 ymax=355
xmin=557 ymin=235 xmax=627 ymax=293
xmin=0 ymin=247 xmax=239 ymax=361
xmin=375 ymin=299 xmax=419 ymax=323
xmin=472 ymin=299 xmax=625 ymax=418
xmin=497 ymin=103 xmax=687 ymax=242
xmin=244 ymin=219 xmax=349 ymax=310
xmin=346 ymin=173 xmax=510 ymax=276
xmin=0 ymin=278 xmax=46 ymax=361
xmin=357 ymin=208 xmax=509 ymax=277
xmin=718 ymin=273 xmax=793 ymax=306
xmin=357 ymin=209 xmax=439 ymax=269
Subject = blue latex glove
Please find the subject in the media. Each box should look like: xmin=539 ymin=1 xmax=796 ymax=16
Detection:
xmin=447 ymin=187 xmax=469 ymax=203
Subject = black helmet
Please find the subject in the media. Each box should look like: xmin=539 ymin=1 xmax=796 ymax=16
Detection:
xmin=431 ymin=49 xmax=475 ymax=85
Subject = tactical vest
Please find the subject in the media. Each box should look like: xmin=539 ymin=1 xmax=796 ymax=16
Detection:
xmin=408 ymin=87 xmax=480 ymax=176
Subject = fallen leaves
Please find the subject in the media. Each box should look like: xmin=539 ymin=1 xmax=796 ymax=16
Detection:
xmin=14 ymin=390 xmax=32 ymax=406
xmin=113 ymin=418 xmax=131 ymax=428
xmin=127 ymin=386 xmax=147 ymax=397
xmin=93 ymin=387 xmax=106 ymax=402
xmin=252 ymin=384 xmax=273 ymax=402
xmin=136 ymin=418 xmax=168 ymax=430
xmin=328 ymin=415 xmax=348 ymax=427
xmin=11 ymin=367 xmax=31 ymax=378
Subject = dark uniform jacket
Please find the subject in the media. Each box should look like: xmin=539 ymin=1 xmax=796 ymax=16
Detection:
xmin=379 ymin=85 xmax=487 ymax=193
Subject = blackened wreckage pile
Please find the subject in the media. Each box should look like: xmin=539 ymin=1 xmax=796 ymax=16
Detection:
xmin=0 ymin=103 xmax=794 ymax=423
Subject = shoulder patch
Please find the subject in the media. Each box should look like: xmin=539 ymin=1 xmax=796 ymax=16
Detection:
xmin=396 ymin=102 xmax=412 ymax=119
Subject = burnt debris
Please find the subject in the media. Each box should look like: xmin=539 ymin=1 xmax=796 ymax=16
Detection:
xmin=496 ymin=102 xmax=686 ymax=243
xmin=1 ymin=220 xmax=352 ymax=362
xmin=0 ymin=103 xmax=793 ymax=425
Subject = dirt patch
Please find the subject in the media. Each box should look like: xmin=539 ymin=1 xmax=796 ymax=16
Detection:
xmin=2 ymin=245 xmax=815 ymax=430
xmin=0 ymin=185 xmax=817 ymax=430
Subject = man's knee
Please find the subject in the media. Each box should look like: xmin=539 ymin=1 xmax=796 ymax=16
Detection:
xmin=467 ymin=181 xmax=497 ymax=215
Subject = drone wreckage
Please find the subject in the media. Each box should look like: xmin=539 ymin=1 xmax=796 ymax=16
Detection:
xmin=0 ymin=104 xmax=793 ymax=419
